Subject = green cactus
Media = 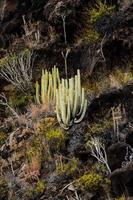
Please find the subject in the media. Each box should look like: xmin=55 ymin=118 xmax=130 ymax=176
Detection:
xmin=35 ymin=66 xmax=60 ymax=104
xmin=56 ymin=70 xmax=87 ymax=130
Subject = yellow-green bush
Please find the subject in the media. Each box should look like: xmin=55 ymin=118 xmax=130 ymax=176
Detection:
xmin=83 ymin=29 xmax=100 ymax=43
xmin=35 ymin=118 xmax=64 ymax=157
xmin=90 ymin=0 xmax=115 ymax=24
xmin=46 ymin=129 xmax=66 ymax=151
xmin=79 ymin=0 xmax=115 ymax=43
xmin=25 ymin=180 xmax=45 ymax=198
xmin=34 ymin=180 xmax=46 ymax=195
xmin=115 ymin=196 xmax=125 ymax=200
xmin=75 ymin=171 xmax=102 ymax=191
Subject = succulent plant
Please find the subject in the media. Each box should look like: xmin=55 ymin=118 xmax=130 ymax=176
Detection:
xmin=56 ymin=69 xmax=87 ymax=130
xmin=35 ymin=66 xmax=60 ymax=104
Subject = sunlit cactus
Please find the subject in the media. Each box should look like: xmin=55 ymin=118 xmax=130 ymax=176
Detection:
xmin=35 ymin=66 xmax=60 ymax=104
xmin=56 ymin=69 xmax=87 ymax=130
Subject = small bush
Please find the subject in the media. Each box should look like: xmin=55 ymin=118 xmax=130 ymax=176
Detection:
xmin=79 ymin=0 xmax=115 ymax=42
xmin=90 ymin=0 xmax=115 ymax=24
xmin=25 ymin=180 xmax=45 ymax=199
xmin=83 ymin=29 xmax=100 ymax=43
xmin=46 ymin=129 xmax=66 ymax=151
xmin=75 ymin=171 xmax=102 ymax=191
xmin=34 ymin=180 xmax=46 ymax=195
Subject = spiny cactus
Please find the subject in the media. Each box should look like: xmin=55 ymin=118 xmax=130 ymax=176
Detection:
xmin=56 ymin=69 xmax=87 ymax=130
xmin=35 ymin=66 xmax=60 ymax=104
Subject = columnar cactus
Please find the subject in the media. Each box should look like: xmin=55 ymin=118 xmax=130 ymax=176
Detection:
xmin=35 ymin=66 xmax=60 ymax=104
xmin=56 ymin=70 xmax=87 ymax=130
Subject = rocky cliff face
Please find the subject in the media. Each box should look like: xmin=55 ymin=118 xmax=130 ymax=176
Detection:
xmin=0 ymin=0 xmax=133 ymax=200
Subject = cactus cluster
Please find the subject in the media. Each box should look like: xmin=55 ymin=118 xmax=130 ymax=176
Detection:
xmin=35 ymin=66 xmax=60 ymax=104
xmin=56 ymin=70 xmax=87 ymax=130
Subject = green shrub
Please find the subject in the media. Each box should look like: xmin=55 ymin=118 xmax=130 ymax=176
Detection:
xmin=46 ymin=129 xmax=66 ymax=151
xmin=34 ymin=180 xmax=46 ymax=195
xmin=83 ymin=29 xmax=100 ymax=42
xmin=90 ymin=0 xmax=115 ymax=24
xmin=75 ymin=171 xmax=102 ymax=191
xmin=80 ymin=0 xmax=115 ymax=42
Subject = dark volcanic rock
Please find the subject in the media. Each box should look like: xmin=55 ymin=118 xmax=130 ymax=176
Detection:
xmin=108 ymin=142 xmax=129 ymax=171
xmin=111 ymin=163 xmax=133 ymax=197
xmin=87 ymin=84 xmax=133 ymax=121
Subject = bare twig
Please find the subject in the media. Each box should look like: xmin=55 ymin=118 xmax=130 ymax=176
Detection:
xmin=61 ymin=48 xmax=70 ymax=79
xmin=61 ymin=14 xmax=67 ymax=45
xmin=100 ymin=34 xmax=106 ymax=62
xmin=88 ymin=137 xmax=111 ymax=173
